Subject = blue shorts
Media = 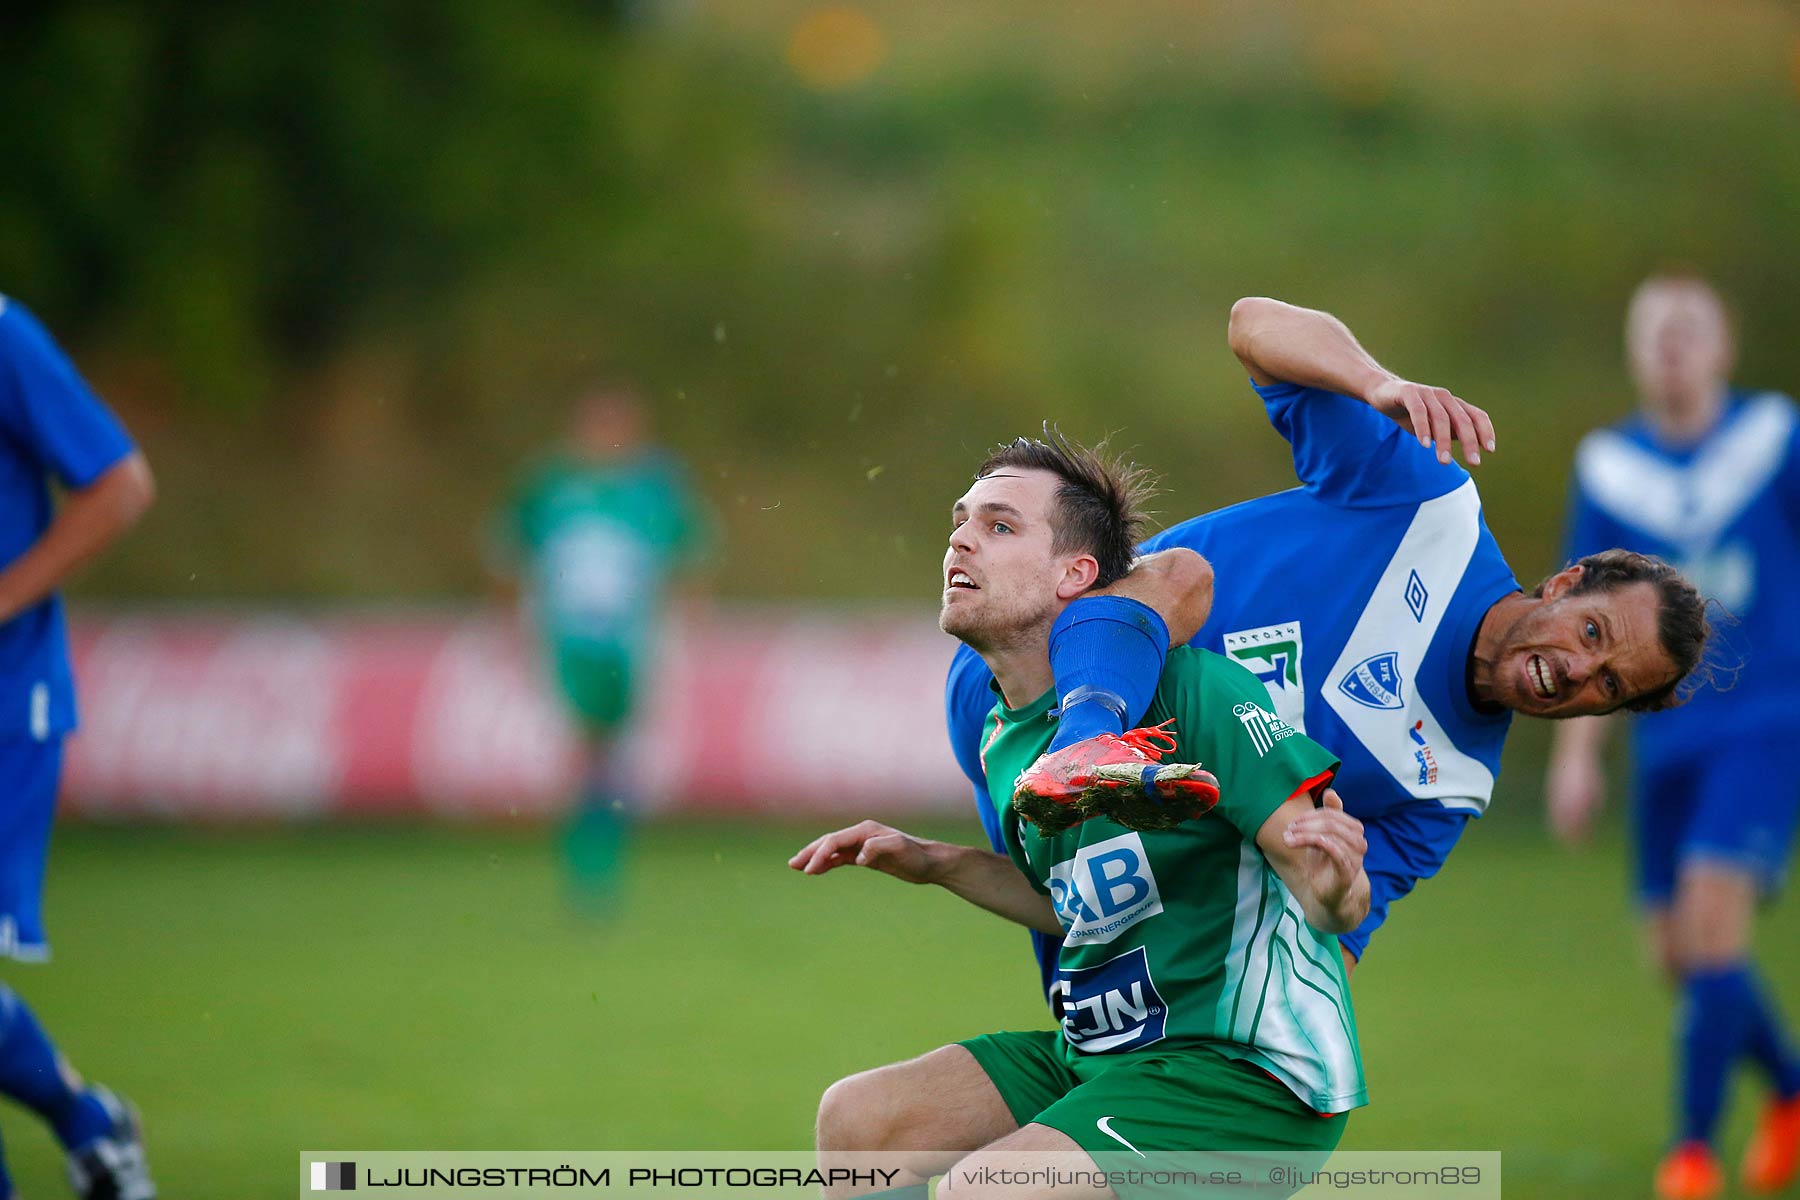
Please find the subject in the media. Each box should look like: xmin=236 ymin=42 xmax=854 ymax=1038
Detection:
xmin=1339 ymin=800 xmax=1472 ymax=963
xmin=1632 ymin=741 xmax=1800 ymax=906
xmin=0 ymin=738 xmax=62 ymax=961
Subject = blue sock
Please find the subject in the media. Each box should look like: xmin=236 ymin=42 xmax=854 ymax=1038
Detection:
xmin=1740 ymin=966 xmax=1800 ymax=1098
xmin=1678 ymin=965 xmax=1756 ymax=1145
xmin=1046 ymin=596 xmax=1169 ymax=753
xmin=0 ymin=987 xmax=112 ymax=1150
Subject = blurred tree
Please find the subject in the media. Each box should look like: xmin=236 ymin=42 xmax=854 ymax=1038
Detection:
xmin=0 ymin=0 xmax=633 ymax=413
xmin=1 ymin=3 xmax=1796 ymax=608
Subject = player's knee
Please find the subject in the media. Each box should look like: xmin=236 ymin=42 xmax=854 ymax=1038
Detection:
xmin=1670 ymin=925 xmax=1749 ymax=972
xmin=817 ymin=1068 xmax=910 ymax=1152
xmin=1666 ymin=864 xmax=1757 ymax=970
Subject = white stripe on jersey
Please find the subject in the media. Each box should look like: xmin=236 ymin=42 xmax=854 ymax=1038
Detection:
xmin=1216 ymin=842 xmax=1360 ymax=1111
xmin=1575 ymin=392 xmax=1796 ymax=550
xmin=1321 ymin=479 xmax=1493 ymax=812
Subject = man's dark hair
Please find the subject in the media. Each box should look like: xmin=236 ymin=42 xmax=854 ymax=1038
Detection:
xmin=1532 ymin=549 xmax=1711 ymax=712
xmin=974 ymin=426 xmax=1156 ymax=588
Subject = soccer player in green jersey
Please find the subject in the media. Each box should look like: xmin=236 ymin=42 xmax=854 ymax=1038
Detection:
xmin=491 ymin=382 xmax=712 ymax=901
xmin=791 ymin=432 xmax=1370 ymax=1200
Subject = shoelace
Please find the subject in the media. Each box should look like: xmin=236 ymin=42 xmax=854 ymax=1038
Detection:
xmin=1115 ymin=718 xmax=1179 ymax=760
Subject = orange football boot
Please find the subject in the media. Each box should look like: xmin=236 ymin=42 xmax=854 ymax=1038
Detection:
xmin=1654 ymin=1141 xmax=1723 ymax=1200
xmin=1012 ymin=720 xmax=1220 ymax=834
xmin=1742 ymin=1091 xmax=1800 ymax=1193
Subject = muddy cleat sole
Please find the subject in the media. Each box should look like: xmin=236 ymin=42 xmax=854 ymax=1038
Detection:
xmin=1089 ymin=761 xmax=1221 ymax=831
xmin=67 ymin=1087 xmax=155 ymax=1200
xmin=1012 ymin=722 xmax=1221 ymax=835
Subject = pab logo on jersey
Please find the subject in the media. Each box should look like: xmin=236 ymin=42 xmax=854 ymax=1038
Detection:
xmin=1338 ymin=652 xmax=1404 ymax=710
xmin=1058 ymin=946 xmax=1168 ymax=1054
xmin=1233 ymin=702 xmax=1296 ymax=758
xmin=1222 ymin=621 xmax=1307 ymax=734
xmin=1047 ymin=832 xmax=1163 ymax=945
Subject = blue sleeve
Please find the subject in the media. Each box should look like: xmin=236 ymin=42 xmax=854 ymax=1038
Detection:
xmin=1138 ymin=522 xmax=1194 ymax=557
xmin=1255 ymin=378 xmax=1469 ymax=508
xmin=945 ymin=643 xmax=1003 ymax=852
xmin=0 ymin=300 xmax=135 ymax=488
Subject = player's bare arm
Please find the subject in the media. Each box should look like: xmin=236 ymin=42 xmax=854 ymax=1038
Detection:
xmin=1228 ymin=296 xmax=1496 ymax=467
xmin=0 ymin=450 xmax=154 ymax=625
xmin=1097 ymin=548 xmax=1213 ymax=647
xmin=1545 ymin=714 xmax=1614 ymax=844
xmin=1256 ymin=788 xmax=1371 ymax=935
xmin=789 ymin=820 xmax=1063 ymax=935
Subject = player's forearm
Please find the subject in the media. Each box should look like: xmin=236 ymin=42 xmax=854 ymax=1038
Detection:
xmin=0 ymin=452 xmax=154 ymax=625
xmin=1228 ymin=297 xmax=1394 ymax=400
xmin=1549 ymin=714 xmax=1612 ymax=760
xmin=930 ymin=843 xmax=1063 ymax=935
xmin=1297 ymin=869 xmax=1370 ymax=937
xmin=1102 ymin=549 xmax=1214 ymax=647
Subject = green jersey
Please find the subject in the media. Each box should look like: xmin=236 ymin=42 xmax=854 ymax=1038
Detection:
xmin=979 ymin=646 xmax=1367 ymax=1114
xmin=498 ymin=451 xmax=710 ymax=664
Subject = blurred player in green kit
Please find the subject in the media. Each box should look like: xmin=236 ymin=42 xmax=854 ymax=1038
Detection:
xmin=491 ymin=381 xmax=713 ymax=905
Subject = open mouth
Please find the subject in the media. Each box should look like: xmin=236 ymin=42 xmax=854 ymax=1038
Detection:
xmin=1528 ymin=654 xmax=1557 ymax=700
xmin=947 ymin=569 xmax=979 ymax=591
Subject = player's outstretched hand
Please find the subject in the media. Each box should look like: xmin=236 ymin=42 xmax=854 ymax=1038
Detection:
xmin=1281 ymin=788 xmax=1368 ymax=911
xmin=788 ymin=820 xmax=942 ymax=884
xmin=1365 ymin=378 xmax=1496 ymax=467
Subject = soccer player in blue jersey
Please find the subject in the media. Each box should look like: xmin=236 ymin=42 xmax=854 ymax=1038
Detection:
xmin=1546 ymin=274 xmax=1800 ymax=1200
xmin=947 ymin=296 xmax=1711 ymax=995
xmin=0 ymin=297 xmax=157 ymax=1200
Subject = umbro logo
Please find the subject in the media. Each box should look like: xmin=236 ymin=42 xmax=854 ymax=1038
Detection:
xmin=1404 ymin=570 xmax=1429 ymax=622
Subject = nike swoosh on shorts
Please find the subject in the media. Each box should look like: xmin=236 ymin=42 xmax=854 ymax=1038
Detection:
xmin=1095 ymin=1116 xmax=1145 ymax=1158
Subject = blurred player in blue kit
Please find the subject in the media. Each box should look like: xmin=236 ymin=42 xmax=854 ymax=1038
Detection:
xmin=0 ymin=298 xmax=157 ymax=1199
xmin=947 ymin=297 xmax=1713 ymax=991
xmin=1547 ymin=274 xmax=1800 ymax=1200
xmin=490 ymin=382 xmax=712 ymax=906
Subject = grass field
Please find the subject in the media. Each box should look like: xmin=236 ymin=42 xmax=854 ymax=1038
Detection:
xmin=6 ymin=819 xmax=1798 ymax=1199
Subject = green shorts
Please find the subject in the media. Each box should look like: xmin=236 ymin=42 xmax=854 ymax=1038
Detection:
xmin=961 ymin=1031 xmax=1344 ymax=1195
xmin=553 ymin=647 xmax=635 ymax=735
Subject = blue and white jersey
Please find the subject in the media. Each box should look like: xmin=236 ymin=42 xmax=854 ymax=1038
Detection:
xmin=0 ymin=297 xmax=136 ymax=742
xmin=1564 ymin=389 xmax=1800 ymax=765
xmin=948 ymin=379 xmax=1521 ymax=830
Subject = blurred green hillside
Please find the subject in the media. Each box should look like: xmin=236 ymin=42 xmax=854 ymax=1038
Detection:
xmin=6 ymin=0 xmax=1798 ymax=602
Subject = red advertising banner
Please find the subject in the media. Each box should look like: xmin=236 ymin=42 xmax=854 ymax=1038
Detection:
xmin=62 ymin=610 xmax=971 ymax=820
